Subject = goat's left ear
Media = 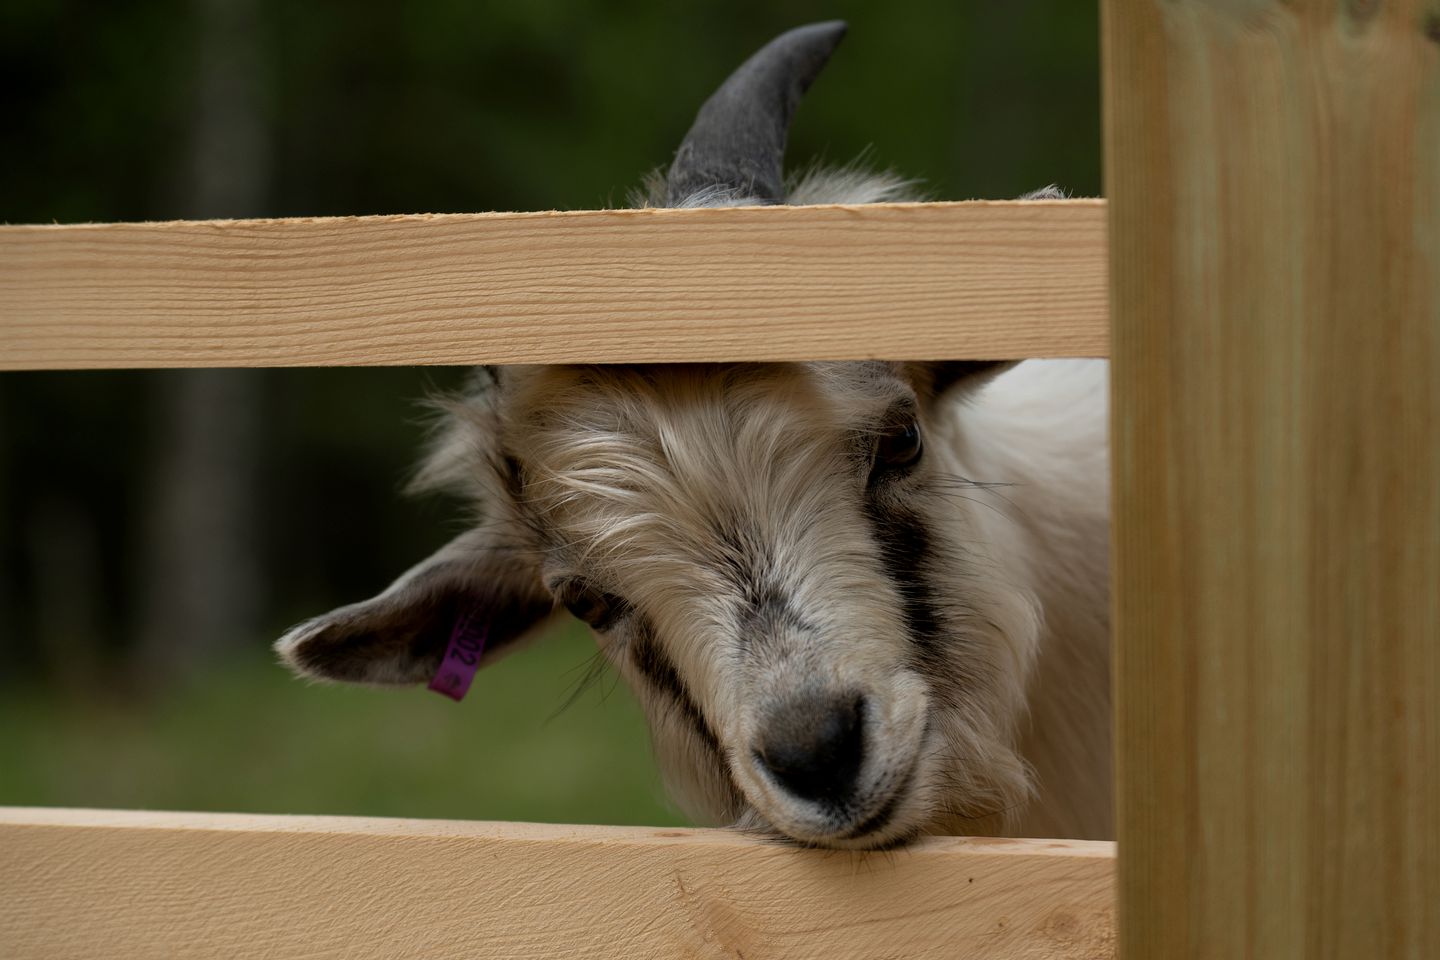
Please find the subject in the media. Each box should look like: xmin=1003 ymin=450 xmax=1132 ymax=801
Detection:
xmin=907 ymin=361 xmax=1016 ymax=401
xmin=275 ymin=527 xmax=555 ymax=687
xmin=909 ymin=184 xmax=1061 ymax=397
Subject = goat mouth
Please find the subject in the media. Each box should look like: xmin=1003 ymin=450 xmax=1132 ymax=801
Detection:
xmin=752 ymin=744 xmax=927 ymax=850
xmin=831 ymin=714 xmax=936 ymax=847
xmin=734 ymin=704 xmax=936 ymax=850
xmin=841 ymin=763 xmax=916 ymax=841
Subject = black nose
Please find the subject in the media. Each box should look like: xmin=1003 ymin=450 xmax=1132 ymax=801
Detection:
xmin=755 ymin=692 xmax=866 ymax=805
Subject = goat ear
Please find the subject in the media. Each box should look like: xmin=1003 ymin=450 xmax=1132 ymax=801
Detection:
xmin=912 ymin=184 xmax=1062 ymax=395
xmin=908 ymin=361 xmax=1016 ymax=401
xmin=275 ymin=528 xmax=555 ymax=687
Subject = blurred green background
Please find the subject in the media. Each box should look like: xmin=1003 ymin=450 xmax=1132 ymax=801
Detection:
xmin=0 ymin=0 xmax=1099 ymax=824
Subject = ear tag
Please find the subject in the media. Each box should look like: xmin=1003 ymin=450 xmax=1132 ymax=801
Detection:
xmin=428 ymin=608 xmax=488 ymax=702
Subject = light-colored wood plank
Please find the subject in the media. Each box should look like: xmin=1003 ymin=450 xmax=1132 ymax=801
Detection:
xmin=0 ymin=807 xmax=1115 ymax=959
xmin=1105 ymin=0 xmax=1440 ymax=957
xmin=0 ymin=200 xmax=1107 ymax=369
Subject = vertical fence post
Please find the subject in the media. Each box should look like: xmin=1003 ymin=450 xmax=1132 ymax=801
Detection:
xmin=1105 ymin=1 xmax=1440 ymax=956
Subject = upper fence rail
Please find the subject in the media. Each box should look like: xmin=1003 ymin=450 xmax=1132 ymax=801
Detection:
xmin=0 ymin=200 xmax=1107 ymax=370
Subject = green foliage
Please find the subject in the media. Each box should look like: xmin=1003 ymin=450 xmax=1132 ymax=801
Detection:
xmin=2 ymin=0 xmax=1099 ymax=222
xmin=0 ymin=619 xmax=685 ymax=826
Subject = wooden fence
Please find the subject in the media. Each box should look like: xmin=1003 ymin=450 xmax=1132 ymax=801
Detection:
xmin=0 ymin=201 xmax=1107 ymax=368
xmin=0 ymin=809 xmax=1114 ymax=959
xmin=2 ymin=1 xmax=1437 ymax=957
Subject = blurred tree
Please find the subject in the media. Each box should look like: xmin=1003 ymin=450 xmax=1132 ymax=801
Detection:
xmin=135 ymin=0 xmax=270 ymax=688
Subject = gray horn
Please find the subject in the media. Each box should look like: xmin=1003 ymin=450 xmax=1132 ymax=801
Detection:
xmin=665 ymin=21 xmax=847 ymax=207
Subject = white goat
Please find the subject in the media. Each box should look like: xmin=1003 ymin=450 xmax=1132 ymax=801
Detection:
xmin=277 ymin=21 xmax=1111 ymax=848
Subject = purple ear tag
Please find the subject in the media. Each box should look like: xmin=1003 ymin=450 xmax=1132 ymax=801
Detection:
xmin=427 ymin=607 xmax=488 ymax=702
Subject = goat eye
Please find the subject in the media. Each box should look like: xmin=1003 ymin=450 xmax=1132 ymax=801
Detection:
xmin=873 ymin=419 xmax=924 ymax=474
xmin=558 ymin=580 xmax=625 ymax=631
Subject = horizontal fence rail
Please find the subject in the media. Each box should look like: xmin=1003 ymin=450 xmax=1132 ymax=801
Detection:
xmin=0 ymin=807 xmax=1116 ymax=960
xmin=0 ymin=200 xmax=1108 ymax=369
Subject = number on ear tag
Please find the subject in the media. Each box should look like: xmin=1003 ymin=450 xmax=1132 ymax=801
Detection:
xmin=427 ymin=609 xmax=488 ymax=702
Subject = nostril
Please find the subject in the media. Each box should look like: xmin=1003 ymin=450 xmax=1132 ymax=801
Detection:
xmin=755 ymin=693 xmax=866 ymax=805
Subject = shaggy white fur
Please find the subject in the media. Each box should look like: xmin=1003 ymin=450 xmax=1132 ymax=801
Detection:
xmin=276 ymin=19 xmax=1109 ymax=846
xmin=279 ymin=283 xmax=1112 ymax=846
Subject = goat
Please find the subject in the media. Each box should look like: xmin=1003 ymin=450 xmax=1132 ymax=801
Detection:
xmin=276 ymin=21 xmax=1111 ymax=848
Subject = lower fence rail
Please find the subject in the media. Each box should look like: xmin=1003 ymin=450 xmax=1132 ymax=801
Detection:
xmin=0 ymin=807 xmax=1114 ymax=960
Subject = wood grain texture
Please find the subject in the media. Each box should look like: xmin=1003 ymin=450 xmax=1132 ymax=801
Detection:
xmin=0 ymin=807 xmax=1116 ymax=960
xmin=1105 ymin=1 xmax=1440 ymax=957
xmin=0 ymin=201 xmax=1107 ymax=369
